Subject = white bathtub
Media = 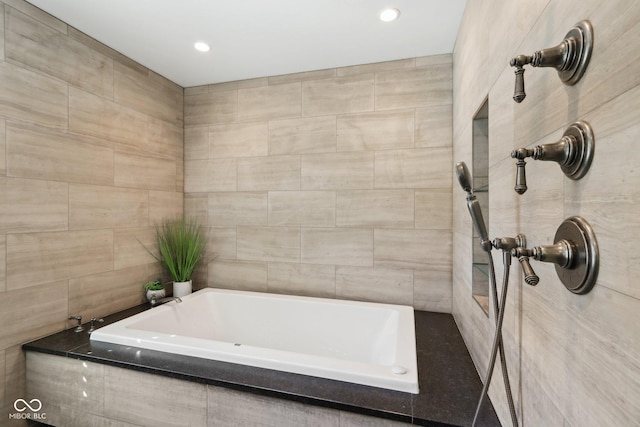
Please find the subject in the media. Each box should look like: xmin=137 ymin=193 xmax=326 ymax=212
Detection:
xmin=90 ymin=288 xmax=419 ymax=393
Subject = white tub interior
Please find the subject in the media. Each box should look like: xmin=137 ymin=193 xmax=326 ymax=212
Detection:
xmin=90 ymin=288 xmax=419 ymax=393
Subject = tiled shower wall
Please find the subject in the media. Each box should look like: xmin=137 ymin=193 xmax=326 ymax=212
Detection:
xmin=453 ymin=0 xmax=640 ymax=426
xmin=0 ymin=0 xmax=183 ymax=418
xmin=183 ymin=56 xmax=453 ymax=311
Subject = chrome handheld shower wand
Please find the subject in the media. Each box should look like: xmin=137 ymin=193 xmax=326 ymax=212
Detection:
xmin=455 ymin=162 xmax=519 ymax=427
xmin=455 ymin=162 xmax=491 ymax=252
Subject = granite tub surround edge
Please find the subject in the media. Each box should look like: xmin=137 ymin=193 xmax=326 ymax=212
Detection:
xmin=24 ymin=305 xmax=499 ymax=427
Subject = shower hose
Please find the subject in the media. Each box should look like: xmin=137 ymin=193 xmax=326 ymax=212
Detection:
xmin=472 ymin=250 xmax=519 ymax=427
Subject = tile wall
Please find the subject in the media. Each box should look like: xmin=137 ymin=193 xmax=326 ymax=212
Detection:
xmin=0 ymin=0 xmax=183 ymax=418
xmin=453 ymin=0 xmax=640 ymax=425
xmin=184 ymin=56 xmax=454 ymax=311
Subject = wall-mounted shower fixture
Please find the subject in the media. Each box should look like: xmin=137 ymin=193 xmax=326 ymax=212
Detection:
xmin=510 ymin=20 xmax=593 ymax=103
xmin=511 ymin=120 xmax=594 ymax=194
xmin=455 ymin=162 xmax=491 ymax=252
xmin=511 ymin=216 xmax=599 ymax=294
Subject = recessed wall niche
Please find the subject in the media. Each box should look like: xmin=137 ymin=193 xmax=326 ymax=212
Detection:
xmin=471 ymin=99 xmax=489 ymax=316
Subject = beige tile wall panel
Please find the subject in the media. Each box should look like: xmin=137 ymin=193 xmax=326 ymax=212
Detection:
xmin=5 ymin=345 xmax=27 ymax=408
xmin=415 ymin=104 xmax=453 ymax=148
xmin=374 ymin=229 xmax=452 ymax=270
xmin=205 ymin=227 xmax=237 ymax=261
xmin=268 ymin=68 xmax=336 ymax=85
xmin=375 ymin=60 xmax=452 ymax=111
xmin=0 ymin=119 xmax=5 ymax=176
xmin=184 ymin=85 xmax=208 ymax=96
xmin=145 ymin=114 xmax=183 ymax=159
xmin=565 ymin=83 xmax=640 ymax=300
xmin=336 ymin=266 xmax=413 ymax=305
xmin=2 ymin=0 xmax=67 ymax=33
xmin=184 ymin=90 xmax=237 ymax=126
xmin=337 ymin=58 xmax=416 ymax=78
xmin=337 ymin=110 xmax=414 ymax=152
xmin=184 ymin=194 xmax=209 ymax=226
xmin=268 ymin=116 xmax=337 ymax=155
xmin=104 ymin=365 xmax=208 ymax=426
xmin=415 ymin=189 xmax=453 ymax=230
xmin=237 ymin=226 xmax=300 ymax=263
xmin=301 ymin=151 xmax=374 ymax=190
xmin=0 ymin=3 xmax=4 ymax=61
xmin=149 ymin=190 xmax=183 ymax=224
xmin=267 ymin=262 xmax=336 ymax=298
xmin=69 ymin=265 xmax=148 ymax=321
xmin=209 ymin=121 xmax=268 ymax=158
xmin=114 ymin=152 xmax=176 ymax=191
xmin=6 ymin=229 xmax=113 ymax=289
xmin=69 ymin=184 xmax=148 ymax=230
xmin=26 ymin=353 xmax=106 ymax=425
xmin=6 ymin=124 xmax=114 ymax=185
xmin=268 ymin=190 xmax=336 ymax=227
xmin=0 ymin=235 xmax=5 ymax=292
xmin=237 ymin=82 xmax=301 ymax=122
xmin=208 ymin=192 xmax=268 ymax=226
xmin=302 ymin=74 xmax=375 ymax=116
xmin=0 ymin=350 xmax=4 ymax=407
xmin=6 ymin=8 xmax=114 ymax=98
xmin=114 ymin=62 xmax=183 ymax=124
xmin=209 ymin=77 xmax=268 ymax=93
xmin=69 ymin=87 xmax=147 ymax=145
xmin=185 ymin=126 xmax=209 ymax=160
xmin=208 ymin=384 xmax=340 ymax=427
xmin=207 ymin=260 xmax=268 ymax=292
xmin=413 ymin=269 xmax=452 ymax=313
xmin=336 ymin=189 xmax=414 ymax=228
xmin=0 ymin=280 xmax=68 ymax=349
xmin=237 ymin=155 xmax=300 ymax=191
xmin=184 ymin=158 xmax=237 ymax=193
xmin=0 ymin=176 xmax=68 ymax=234
xmin=0 ymin=61 xmax=68 ymax=129
xmin=301 ymin=228 xmax=373 ymax=267
xmin=375 ymin=147 xmax=452 ymax=189
xmin=113 ymin=227 xmax=155 ymax=270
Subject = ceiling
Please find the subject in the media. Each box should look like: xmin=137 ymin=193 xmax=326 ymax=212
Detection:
xmin=25 ymin=0 xmax=467 ymax=88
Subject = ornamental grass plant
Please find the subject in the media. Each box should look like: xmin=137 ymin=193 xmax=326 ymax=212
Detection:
xmin=153 ymin=217 xmax=205 ymax=283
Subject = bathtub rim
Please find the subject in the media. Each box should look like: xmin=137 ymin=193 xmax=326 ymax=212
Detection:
xmin=89 ymin=288 xmax=419 ymax=394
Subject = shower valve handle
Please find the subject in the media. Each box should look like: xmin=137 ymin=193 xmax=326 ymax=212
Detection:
xmin=510 ymin=121 xmax=595 ymax=195
xmin=511 ymin=249 xmax=540 ymax=286
xmin=509 ymin=20 xmax=593 ymax=103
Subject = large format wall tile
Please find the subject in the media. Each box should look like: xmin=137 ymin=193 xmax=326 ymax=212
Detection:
xmin=302 ymin=74 xmax=374 ymax=116
xmin=114 ymin=152 xmax=176 ymax=191
xmin=184 ymin=90 xmax=237 ymax=126
xmin=237 ymin=155 xmax=300 ymax=191
xmin=336 ymin=266 xmax=413 ymax=305
xmin=336 ymin=190 xmax=414 ymax=228
xmin=337 ymin=110 xmax=414 ymax=152
xmin=6 ymin=8 xmax=113 ymax=97
xmin=237 ymin=226 xmax=300 ymax=263
xmin=268 ymin=191 xmax=335 ymax=227
xmin=0 ymin=119 xmax=5 ymax=177
xmin=210 ymin=122 xmax=268 ymax=158
xmin=301 ymin=152 xmax=374 ymax=190
xmin=7 ymin=124 xmax=114 ymax=185
xmin=237 ymin=82 xmax=301 ymax=122
xmin=184 ymin=158 xmax=237 ymax=193
xmin=301 ymin=228 xmax=373 ymax=267
xmin=208 ymin=192 xmax=268 ymax=226
xmin=0 ymin=281 xmax=68 ymax=349
xmin=69 ymin=184 xmax=148 ymax=230
xmin=0 ymin=177 xmax=68 ymax=234
xmin=0 ymin=61 xmax=68 ymax=128
xmin=267 ymin=262 xmax=336 ymax=298
xmin=269 ymin=116 xmax=337 ymax=155
xmin=375 ymin=147 xmax=452 ymax=189
xmin=6 ymin=229 xmax=113 ymax=289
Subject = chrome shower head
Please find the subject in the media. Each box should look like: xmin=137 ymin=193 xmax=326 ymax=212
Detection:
xmin=455 ymin=162 xmax=473 ymax=194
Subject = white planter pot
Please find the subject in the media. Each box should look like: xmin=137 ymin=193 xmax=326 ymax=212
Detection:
xmin=173 ymin=280 xmax=192 ymax=298
xmin=145 ymin=288 xmax=166 ymax=302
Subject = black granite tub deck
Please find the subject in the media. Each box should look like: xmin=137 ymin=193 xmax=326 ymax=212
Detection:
xmin=24 ymin=305 xmax=500 ymax=427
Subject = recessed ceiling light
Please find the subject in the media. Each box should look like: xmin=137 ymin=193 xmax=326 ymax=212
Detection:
xmin=380 ymin=8 xmax=400 ymax=22
xmin=194 ymin=41 xmax=210 ymax=52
